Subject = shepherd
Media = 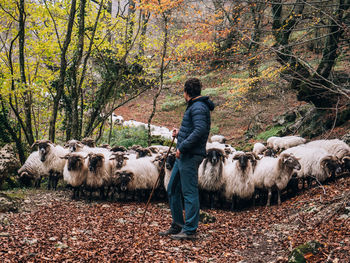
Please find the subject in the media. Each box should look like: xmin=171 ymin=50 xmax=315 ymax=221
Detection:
xmin=159 ymin=77 xmax=215 ymax=240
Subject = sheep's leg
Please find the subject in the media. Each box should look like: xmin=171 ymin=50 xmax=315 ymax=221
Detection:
xmin=266 ymin=188 xmax=272 ymax=207
xmin=209 ymin=192 xmax=215 ymax=209
xmin=100 ymin=186 xmax=105 ymax=200
xmin=231 ymin=196 xmax=236 ymax=211
xmin=48 ymin=171 xmax=54 ymax=190
xmin=277 ymin=189 xmax=281 ymax=206
xmin=307 ymin=177 xmax=313 ymax=189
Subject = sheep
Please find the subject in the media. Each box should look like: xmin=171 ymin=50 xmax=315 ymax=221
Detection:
xmin=198 ymin=148 xmax=226 ymax=209
xmin=110 ymin=145 xmax=128 ymax=152
xmin=112 ymin=114 xmax=124 ymax=125
xmin=18 ymin=151 xmax=48 ymax=187
xmin=253 ymin=142 xmax=267 ymax=156
xmin=306 ymin=139 xmax=350 ymax=161
xmin=61 ymin=153 xmax=88 ymax=199
xmin=211 ymin=135 xmax=226 ymax=143
xmin=271 ymin=136 xmax=306 ymax=152
xmin=163 ymin=152 xmax=176 ymax=191
xmin=283 ymin=145 xmax=342 ymax=187
xmin=81 ymin=137 xmax=96 ymax=148
xmin=266 ymin=136 xmax=278 ymax=148
xmin=251 ymin=153 xmax=301 ymax=206
xmin=342 ymin=156 xmax=350 ymax=174
xmin=31 ymin=140 xmax=69 ymax=190
xmin=64 ymin=139 xmax=85 ymax=153
xmin=223 ymin=152 xmax=259 ymax=210
xmin=85 ymin=153 xmax=111 ymax=200
xmin=114 ymin=156 xmax=160 ymax=201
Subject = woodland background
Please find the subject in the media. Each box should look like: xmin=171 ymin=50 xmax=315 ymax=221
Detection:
xmin=0 ymin=0 xmax=349 ymax=262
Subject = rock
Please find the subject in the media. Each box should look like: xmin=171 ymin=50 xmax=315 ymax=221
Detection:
xmin=23 ymin=238 xmax=38 ymax=245
xmin=101 ymin=204 xmax=110 ymax=208
xmin=288 ymin=240 xmax=322 ymax=263
xmin=0 ymin=144 xmax=20 ymax=187
xmin=0 ymin=193 xmax=19 ymax=212
xmin=49 ymin=237 xmax=57 ymax=241
xmin=199 ymin=210 xmax=216 ymax=224
xmin=55 ymin=241 xmax=68 ymax=249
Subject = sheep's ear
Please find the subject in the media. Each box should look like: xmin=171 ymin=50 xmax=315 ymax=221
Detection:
xmin=109 ymin=156 xmax=116 ymax=160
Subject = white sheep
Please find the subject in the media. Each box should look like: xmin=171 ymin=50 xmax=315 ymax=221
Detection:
xmin=64 ymin=139 xmax=86 ymax=153
xmin=31 ymin=140 xmax=69 ymax=190
xmin=253 ymin=142 xmax=267 ymax=156
xmin=211 ymin=135 xmax=226 ymax=143
xmin=283 ymin=145 xmax=342 ymax=187
xmin=112 ymin=114 xmax=124 ymax=125
xmin=114 ymin=156 xmax=159 ymax=201
xmin=18 ymin=151 xmax=48 ymax=187
xmin=223 ymin=152 xmax=259 ymax=210
xmin=271 ymin=136 xmax=307 ymax=151
xmin=198 ymin=148 xmax=226 ymax=209
xmin=305 ymin=139 xmax=350 ymax=159
xmin=251 ymin=153 xmax=301 ymax=206
xmin=85 ymin=153 xmax=111 ymax=200
xmin=61 ymin=153 xmax=88 ymax=199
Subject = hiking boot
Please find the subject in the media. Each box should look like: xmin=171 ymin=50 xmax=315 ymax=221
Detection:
xmin=158 ymin=224 xmax=182 ymax=236
xmin=170 ymin=230 xmax=198 ymax=240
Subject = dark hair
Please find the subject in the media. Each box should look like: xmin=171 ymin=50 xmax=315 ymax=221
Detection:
xmin=184 ymin=78 xmax=202 ymax=98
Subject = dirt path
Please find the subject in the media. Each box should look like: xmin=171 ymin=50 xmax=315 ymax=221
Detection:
xmin=1 ymin=176 xmax=350 ymax=262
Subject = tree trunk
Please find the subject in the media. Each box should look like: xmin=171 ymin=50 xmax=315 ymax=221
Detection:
xmin=49 ymin=0 xmax=77 ymax=142
xmin=148 ymin=13 xmax=169 ymax=146
xmin=19 ymin=0 xmax=34 ymax=145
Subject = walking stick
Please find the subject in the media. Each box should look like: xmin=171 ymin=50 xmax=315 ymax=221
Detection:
xmin=137 ymin=136 xmax=176 ymax=233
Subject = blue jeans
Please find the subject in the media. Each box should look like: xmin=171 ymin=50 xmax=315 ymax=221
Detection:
xmin=167 ymin=153 xmax=203 ymax=234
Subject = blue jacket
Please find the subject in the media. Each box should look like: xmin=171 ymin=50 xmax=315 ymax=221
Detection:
xmin=177 ymin=96 xmax=215 ymax=156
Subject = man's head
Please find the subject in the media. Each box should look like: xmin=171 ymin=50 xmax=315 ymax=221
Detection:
xmin=184 ymin=78 xmax=202 ymax=101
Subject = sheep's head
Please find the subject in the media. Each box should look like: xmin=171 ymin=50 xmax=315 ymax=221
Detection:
xmin=233 ymin=152 xmax=250 ymax=172
xmin=115 ymin=171 xmax=133 ymax=191
xmin=100 ymin=144 xmax=111 ymax=149
xmin=64 ymin=140 xmax=84 ymax=153
xmin=264 ymin=148 xmax=276 ymax=157
xmin=32 ymin=140 xmax=53 ymax=162
xmin=110 ymin=145 xmax=127 ymax=152
xmin=280 ymin=153 xmax=301 ymax=171
xmin=147 ymin=146 xmax=159 ymax=154
xmin=166 ymin=153 xmax=176 ymax=170
xmin=61 ymin=154 xmax=85 ymax=171
xmin=206 ymin=148 xmax=225 ymax=166
xmin=87 ymin=153 xmax=105 ymax=172
xmin=321 ymin=155 xmax=342 ymax=176
xmin=342 ymin=156 xmax=350 ymax=173
xmin=136 ymin=148 xmax=152 ymax=158
xmin=81 ymin=138 xmax=96 ymax=147
xmin=109 ymin=152 xmax=129 ymax=169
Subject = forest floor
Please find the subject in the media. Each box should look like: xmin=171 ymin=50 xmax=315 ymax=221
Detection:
xmin=1 ymin=173 xmax=350 ymax=262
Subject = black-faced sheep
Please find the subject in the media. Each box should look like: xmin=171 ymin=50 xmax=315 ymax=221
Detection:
xmin=85 ymin=153 xmax=111 ymax=200
xmin=198 ymin=148 xmax=226 ymax=209
xmin=114 ymin=156 xmax=159 ymax=201
xmin=61 ymin=153 xmax=88 ymax=199
xmin=223 ymin=152 xmax=259 ymax=210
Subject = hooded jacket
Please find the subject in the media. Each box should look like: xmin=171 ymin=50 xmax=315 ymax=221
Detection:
xmin=177 ymin=96 xmax=215 ymax=156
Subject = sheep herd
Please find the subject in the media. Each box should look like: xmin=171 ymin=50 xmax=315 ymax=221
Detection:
xmin=18 ymin=135 xmax=350 ymax=210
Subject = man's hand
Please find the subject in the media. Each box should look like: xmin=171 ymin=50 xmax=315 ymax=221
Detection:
xmin=176 ymin=149 xmax=181 ymax=159
xmin=172 ymin=128 xmax=179 ymax=138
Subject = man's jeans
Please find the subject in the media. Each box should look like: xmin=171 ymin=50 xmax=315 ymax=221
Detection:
xmin=167 ymin=154 xmax=203 ymax=234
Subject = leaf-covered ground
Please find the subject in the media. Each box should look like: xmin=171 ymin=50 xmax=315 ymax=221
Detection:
xmin=1 ymin=175 xmax=350 ymax=262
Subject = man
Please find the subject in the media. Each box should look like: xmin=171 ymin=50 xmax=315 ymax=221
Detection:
xmin=159 ymin=77 xmax=215 ymax=240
